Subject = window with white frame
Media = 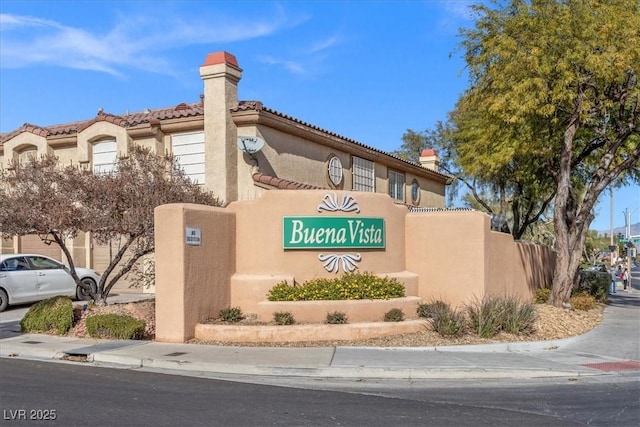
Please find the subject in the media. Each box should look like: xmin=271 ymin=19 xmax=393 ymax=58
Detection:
xmin=388 ymin=170 xmax=404 ymax=201
xmin=18 ymin=146 xmax=37 ymax=163
xmin=172 ymin=132 xmax=205 ymax=185
xmin=93 ymin=140 xmax=117 ymax=175
xmin=352 ymin=156 xmax=375 ymax=192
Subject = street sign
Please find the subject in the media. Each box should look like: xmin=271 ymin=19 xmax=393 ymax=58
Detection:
xmin=619 ymin=238 xmax=629 ymax=243
xmin=633 ymin=238 xmax=640 ymax=244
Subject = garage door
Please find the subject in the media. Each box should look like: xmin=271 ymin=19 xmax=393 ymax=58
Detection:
xmin=92 ymin=239 xmax=135 ymax=293
xmin=20 ymin=235 xmax=63 ymax=261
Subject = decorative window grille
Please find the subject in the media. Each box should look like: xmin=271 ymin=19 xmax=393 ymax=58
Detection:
xmin=172 ymin=132 xmax=205 ymax=184
xmin=388 ymin=170 xmax=404 ymax=201
xmin=352 ymin=157 xmax=374 ymax=192
xmin=328 ymin=156 xmax=343 ymax=186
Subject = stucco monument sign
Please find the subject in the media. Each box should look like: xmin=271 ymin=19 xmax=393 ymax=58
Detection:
xmin=282 ymin=216 xmax=385 ymax=249
xmin=282 ymin=193 xmax=386 ymax=273
xmin=154 ymin=189 xmax=555 ymax=342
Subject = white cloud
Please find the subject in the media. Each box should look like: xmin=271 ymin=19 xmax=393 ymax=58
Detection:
xmin=435 ymin=0 xmax=478 ymax=34
xmin=257 ymin=31 xmax=344 ymax=78
xmin=257 ymin=55 xmax=307 ymax=75
xmin=307 ymin=34 xmax=343 ymax=55
xmin=0 ymin=9 xmax=300 ymax=77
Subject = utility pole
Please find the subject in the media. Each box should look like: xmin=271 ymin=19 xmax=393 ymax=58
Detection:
xmin=609 ymin=188 xmax=616 ymax=268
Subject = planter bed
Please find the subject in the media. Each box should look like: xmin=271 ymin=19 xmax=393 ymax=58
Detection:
xmin=194 ymin=319 xmax=428 ymax=343
xmin=256 ymin=296 xmax=423 ymax=323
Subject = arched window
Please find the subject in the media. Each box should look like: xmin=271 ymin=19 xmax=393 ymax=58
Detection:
xmin=93 ymin=140 xmax=117 ymax=175
xmin=17 ymin=146 xmax=38 ymax=163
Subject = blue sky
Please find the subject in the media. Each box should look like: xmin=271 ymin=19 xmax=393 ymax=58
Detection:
xmin=0 ymin=0 xmax=637 ymax=232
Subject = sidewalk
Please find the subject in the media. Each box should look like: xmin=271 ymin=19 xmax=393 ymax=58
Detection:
xmin=1 ymin=289 xmax=639 ymax=380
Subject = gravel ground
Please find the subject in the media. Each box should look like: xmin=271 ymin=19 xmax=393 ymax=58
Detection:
xmin=66 ymin=299 xmax=604 ymax=348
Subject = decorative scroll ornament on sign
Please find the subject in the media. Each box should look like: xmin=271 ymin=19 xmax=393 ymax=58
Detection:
xmin=317 ymin=193 xmax=360 ymax=213
xmin=317 ymin=193 xmax=361 ymax=273
xmin=318 ymin=253 xmax=362 ymax=273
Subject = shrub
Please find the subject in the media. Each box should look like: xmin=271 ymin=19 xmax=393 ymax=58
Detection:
xmin=326 ymin=311 xmax=348 ymax=324
xmin=467 ymin=296 xmax=537 ymax=337
xmin=466 ymin=296 xmax=503 ymax=338
xmin=273 ymin=311 xmax=295 ymax=325
xmin=20 ymin=296 xmax=73 ymax=335
xmin=427 ymin=302 xmax=466 ymax=337
xmin=575 ymin=271 xmax=609 ymax=303
xmin=383 ymin=308 xmax=404 ymax=322
xmin=219 ymin=307 xmax=243 ymax=322
xmin=267 ymin=271 xmax=405 ymax=301
xmin=499 ymin=297 xmax=537 ymax=335
xmin=417 ymin=300 xmax=449 ymax=319
xmin=570 ymin=292 xmax=596 ymax=311
xmin=534 ymin=288 xmax=551 ymax=304
xmin=85 ymin=314 xmax=146 ymax=339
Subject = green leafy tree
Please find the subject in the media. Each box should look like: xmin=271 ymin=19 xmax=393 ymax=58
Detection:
xmin=457 ymin=0 xmax=640 ymax=306
xmin=0 ymin=145 xmax=221 ymax=305
xmin=393 ymin=118 xmax=555 ymax=240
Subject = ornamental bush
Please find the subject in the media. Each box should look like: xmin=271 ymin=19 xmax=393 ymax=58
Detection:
xmin=218 ymin=307 xmax=244 ymax=322
xmin=570 ymin=292 xmax=597 ymax=311
xmin=267 ymin=271 xmax=405 ymax=301
xmin=428 ymin=302 xmax=466 ymax=337
xmin=575 ymin=271 xmax=609 ymax=303
xmin=467 ymin=296 xmax=536 ymax=337
xmin=20 ymin=296 xmax=74 ymax=335
xmin=383 ymin=308 xmax=404 ymax=322
xmin=273 ymin=311 xmax=295 ymax=325
xmin=417 ymin=300 xmax=449 ymax=319
xmin=85 ymin=314 xmax=146 ymax=340
xmin=326 ymin=311 xmax=348 ymax=324
xmin=533 ymin=288 xmax=551 ymax=304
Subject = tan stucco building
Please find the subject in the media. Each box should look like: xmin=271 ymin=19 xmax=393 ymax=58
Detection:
xmin=0 ymin=51 xmax=450 ymax=288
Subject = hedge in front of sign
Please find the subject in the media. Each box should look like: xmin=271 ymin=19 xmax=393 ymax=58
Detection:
xmin=85 ymin=314 xmax=146 ymax=340
xmin=267 ymin=271 xmax=405 ymax=301
xmin=20 ymin=296 xmax=74 ymax=335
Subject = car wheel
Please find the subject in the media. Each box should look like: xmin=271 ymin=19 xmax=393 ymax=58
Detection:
xmin=76 ymin=278 xmax=97 ymax=301
xmin=0 ymin=288 xmax=8 ymax=312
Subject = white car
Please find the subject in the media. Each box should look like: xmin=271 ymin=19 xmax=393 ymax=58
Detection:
xmin=0 ymin=254 xmax=100 ymax=312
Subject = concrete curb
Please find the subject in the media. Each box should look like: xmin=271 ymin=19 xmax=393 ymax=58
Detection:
xmin=89 ymin=352 xmax=604 ymax=380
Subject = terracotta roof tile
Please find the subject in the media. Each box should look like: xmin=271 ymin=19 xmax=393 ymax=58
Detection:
xmin=252 ymin=172 xmax=326 ymax=190
xmin=233 ymin=102 xmax=451 ymax=181
xmin=0 ymin=99 xmax=451 ymax=183
xmin=1 ymin=102 xmax=204 ymax=144
xmin=202 ymin=51 xmax=239 ymax=68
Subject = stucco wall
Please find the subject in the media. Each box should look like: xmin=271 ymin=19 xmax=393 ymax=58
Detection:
xmin=405 ymin=210 xmax=555 ymax=308
xmin=154 ymin=190 xmax=555 ymax=342
xmin=154 ymin=203 xmax=235 ymax=342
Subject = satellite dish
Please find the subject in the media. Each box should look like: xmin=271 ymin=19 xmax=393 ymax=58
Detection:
xmin=237 ymin=136 xmax=265 ymax=154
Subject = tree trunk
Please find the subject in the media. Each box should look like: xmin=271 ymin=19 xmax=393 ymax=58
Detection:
xmin=549 ymin=117 xmax=581 ymax=308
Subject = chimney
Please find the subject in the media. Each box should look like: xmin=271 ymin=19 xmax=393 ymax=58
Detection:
xmin=199 ymin=51 xmax=243 ymax=203
xmin=419 ymin=148 xmax=439 ymax=172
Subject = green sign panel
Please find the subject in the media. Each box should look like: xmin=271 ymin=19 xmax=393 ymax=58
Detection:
xmin=283 ymin=216 xmax=385 ymax=249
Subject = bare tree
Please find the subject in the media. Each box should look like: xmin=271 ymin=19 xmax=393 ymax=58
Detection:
xmin=0 ymin=145 xmax=221 ymax=305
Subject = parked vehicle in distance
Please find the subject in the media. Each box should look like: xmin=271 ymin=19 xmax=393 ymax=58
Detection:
xmin=0 ymin=254 xmax=99 ymax=312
